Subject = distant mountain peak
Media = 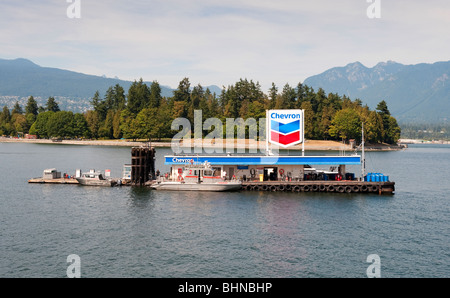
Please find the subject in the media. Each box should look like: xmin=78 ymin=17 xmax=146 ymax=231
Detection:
xmin=375 ymin=60 xmax=398 ymax=67
xmin=346 ymin=61 xmax=366 ymax=69
xmin=0 ymin=57 xmax=40 ymax=68
xmin=304 ymin=60 xmax=450 ymax=123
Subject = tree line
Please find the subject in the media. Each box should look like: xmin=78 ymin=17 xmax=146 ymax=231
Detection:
xmin=0 ymin=77 xmax=401 ymax=144
xmin=400 ymin=123 xmax=450 ymax=141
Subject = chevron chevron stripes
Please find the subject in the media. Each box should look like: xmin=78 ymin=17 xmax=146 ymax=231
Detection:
xmin=268 ymin=110 xmax=304 ymax=147
xmin=270 ymin=120 xmax=300 ymax=134
xmin=270 ymin=131 xmax=301 ymax=146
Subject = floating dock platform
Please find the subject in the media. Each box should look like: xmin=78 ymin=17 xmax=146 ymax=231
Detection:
xmin=163 ymin=154 xmax=395 ymax=195
xmin=241 ymin=181 xmax=395 ymax=194
xmin=28 ymin=177 xmax=79 ymax=184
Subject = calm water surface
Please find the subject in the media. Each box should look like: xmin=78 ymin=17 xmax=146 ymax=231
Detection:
xmin=0 ymin=143 xmax=448 ymax=277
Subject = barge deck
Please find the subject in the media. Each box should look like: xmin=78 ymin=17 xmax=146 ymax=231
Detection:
xmin=28 ymin=178 xmax=79 ymax=184
xmin=241 ymin=181 xmax=395 ymax=194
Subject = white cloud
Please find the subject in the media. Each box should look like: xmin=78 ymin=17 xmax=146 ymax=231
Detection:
xmin=0 ymin=0 xmax=449 ymax=91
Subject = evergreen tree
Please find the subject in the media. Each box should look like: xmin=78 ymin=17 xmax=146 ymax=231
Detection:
xmin=113 ymin=84 xmax=126 ymax=111
xmin=25 ymin=96 xmax=39 ymax=116
xmin=104 ymin=87 xmax=115 ymax=112
xmin=278 ymin=83 xmax=296 ymax=109
xmin=268 ymin=83 xmax=278 ymax=110
xmin=46 ymin=97 xmax=60 ymax=112
xmin=155 ymin=98 xmax=172 ymax=140
xmin=173 ymin=78 xmax=191 ymax=103
xmin=12 ymin=101 xmax=23 ymax=115
xmin=113 ymin=111 xmax=122 ymax=139
xmin=0 ymin=106 xmax=12 ymax=136
xmin=365 ymin=111 xmax=383 ymax=143
xmin=206 ymin=89 xmax=220 ymax=119
xmin=85 ymin=110 xmax=100 ymax=139
xmin=301 ymin=101 xmax=315 ymax=139
xmin=376 ymin=100 xmax=400 ymax=143
xmin=385 ymin=116 xmax=401 ymax=144
xmin=91 ymin=91 xmax=102 ymax=113
xmin=98 ymin=110 xmax=115 ymax=139
xmin=376 ymin=100 xmax=390 ymax=116
xmin=189 ymin=84 xmax=204 ymax=123
xmin=172 ymin=78 xmax=191 ymax=119
xmin=127 ymin=78 xmax=151 ymax=115
xmin=0 ymin=106 xmax=11 ymax=124
xmin=149 ymin=81 xmax=162 ymax=109
xmin=296 ymin=83 xmax=306 ymax=108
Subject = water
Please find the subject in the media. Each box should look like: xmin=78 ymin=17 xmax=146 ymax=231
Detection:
xmin=0 ymin=143 xmax=448 ymax=278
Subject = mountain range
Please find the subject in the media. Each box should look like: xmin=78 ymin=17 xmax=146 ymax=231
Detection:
xmin=0 ymin=58 xmax=449 ymax=123
xmin=0 ymin=58 xmax=221 ymax=112
xmin=304 ymin=60 xmax=450 ymax=123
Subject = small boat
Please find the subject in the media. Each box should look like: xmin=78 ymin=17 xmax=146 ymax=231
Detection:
xmin=76 ymin=171 xmax=117 ymax=187
xmin=151 ymin=162 xmax=242 ymax=192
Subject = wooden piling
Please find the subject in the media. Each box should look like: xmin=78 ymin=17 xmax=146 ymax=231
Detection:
xmin=131 ymin=146 xmax=156 ymax=186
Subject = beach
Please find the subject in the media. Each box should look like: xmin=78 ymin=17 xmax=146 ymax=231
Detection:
xmin=0 ymin=137 xmax=404 ymax=151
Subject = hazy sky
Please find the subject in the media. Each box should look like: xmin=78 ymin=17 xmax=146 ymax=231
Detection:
xmin=1 ymin=0 xmax=449 ymax=90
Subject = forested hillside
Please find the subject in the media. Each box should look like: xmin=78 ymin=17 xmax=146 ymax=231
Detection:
xmin=0 ymin=78 xmax=401 ymax=144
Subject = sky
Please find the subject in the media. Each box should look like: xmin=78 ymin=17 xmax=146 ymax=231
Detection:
xmin=0 ymin=0 xmax=449 ymax=91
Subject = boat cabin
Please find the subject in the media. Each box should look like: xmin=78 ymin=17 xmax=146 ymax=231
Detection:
xmin=80 ymin=171 xmax=107 ymax=180
xmin=43 ymin=168 xmax=61 ymax=180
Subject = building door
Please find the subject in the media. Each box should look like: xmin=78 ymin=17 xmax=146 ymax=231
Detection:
xmin=264 ymin=167 xmax=278 ymax=181
xmin=228 ymin=167 xmax=235 ymax=180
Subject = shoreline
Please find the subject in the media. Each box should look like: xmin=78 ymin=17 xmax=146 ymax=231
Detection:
xmin=0 ymin=137 xmax=404 ymax=151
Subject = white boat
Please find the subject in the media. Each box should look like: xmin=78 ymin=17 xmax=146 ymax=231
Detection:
xmin=76 ymin=171 xmax=117 ymax=187
xmin=151 ymin=162 xmax=242 ymax=192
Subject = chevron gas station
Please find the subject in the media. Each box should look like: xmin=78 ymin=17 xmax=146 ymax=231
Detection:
xmin=163 ymin=109 xmax=395 ymax=194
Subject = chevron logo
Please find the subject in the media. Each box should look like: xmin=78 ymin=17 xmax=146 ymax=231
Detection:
xmin=271 ymin=130 xmax=301 ymax=146
xmin=271 ymin=120 xmax=300 ymax=134
xmin=268 ymin=110 xmax=304 ymax=147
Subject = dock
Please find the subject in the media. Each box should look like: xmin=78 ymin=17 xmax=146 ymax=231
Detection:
xmin=241 ymin=181 xmax=395 ymax=194
xmin=28 ymin=177 xmax=79 ymax=184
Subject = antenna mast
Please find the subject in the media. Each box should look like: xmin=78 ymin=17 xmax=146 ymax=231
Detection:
xmin=361 ymin=122 xmax=365 ymax=180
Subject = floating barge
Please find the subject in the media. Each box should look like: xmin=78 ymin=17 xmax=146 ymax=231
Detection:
xmin=163 ymin=155 xmax=395 ymax=195
xmin=241 ymin=181 xmax=395 ymax=194
xmin=159 ymin=110 xmax=395 ymax=195
xmin=28 ymin=177 xmax=79 ymax=184
xmin=28 ymin=168 xmax=79 ymax=184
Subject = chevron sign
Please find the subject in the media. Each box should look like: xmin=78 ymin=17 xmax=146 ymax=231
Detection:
xmin=268 ymin=109 xmax=304 ymax=148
